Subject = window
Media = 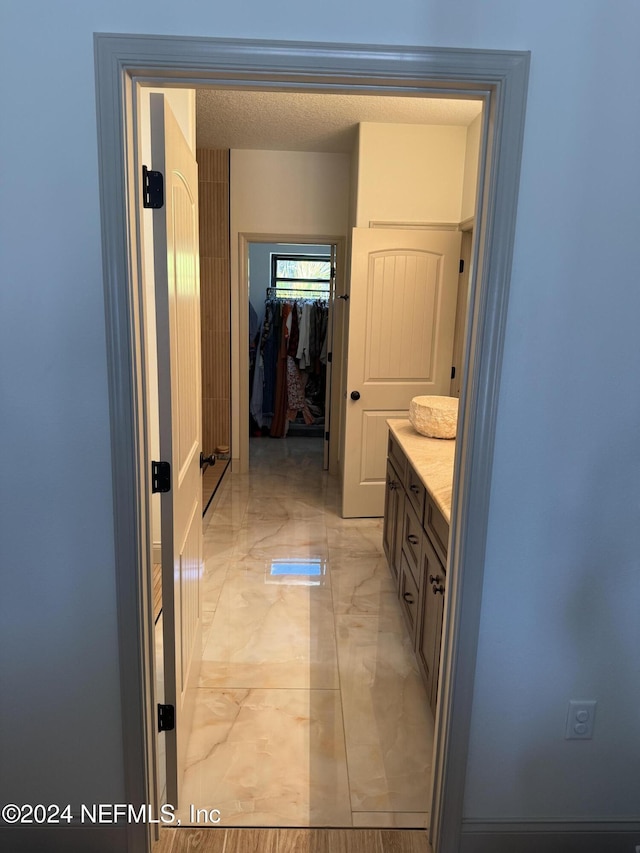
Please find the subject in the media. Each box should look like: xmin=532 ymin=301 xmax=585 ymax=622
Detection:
xmin=270 ymin=254 xmax=331 ymax=300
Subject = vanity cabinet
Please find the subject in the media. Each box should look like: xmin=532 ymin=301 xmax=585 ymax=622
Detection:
xmin=385 ymin=430 xmax=449 ymax=715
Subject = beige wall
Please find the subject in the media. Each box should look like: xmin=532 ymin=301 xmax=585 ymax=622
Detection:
xmin=229 ymin=149 xmax=351 ymax=465
xmin=354 ymin=122 xmax=467 ymax=226
xmin=461 ymin=113 xmax=483 ymax=223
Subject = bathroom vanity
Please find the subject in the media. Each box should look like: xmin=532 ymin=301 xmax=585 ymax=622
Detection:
xmin=383 ymin=419 xmax=455 ymax=714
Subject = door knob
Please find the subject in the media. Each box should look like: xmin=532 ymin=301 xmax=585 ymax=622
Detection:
xmin=200 ymin=452 xmax=216 ymax=470
xmin=350 ymin=390 xmax=360 ymax=400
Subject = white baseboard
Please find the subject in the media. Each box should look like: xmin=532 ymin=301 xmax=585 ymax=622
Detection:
xmin=153 ymin=542 xmax=162 ymax=565
xmin=459 ymin=821 xmax=640 ymax=853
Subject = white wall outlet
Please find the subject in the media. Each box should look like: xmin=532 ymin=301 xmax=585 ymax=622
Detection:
xmin=565 ymin=699 xmax=597 ymax=739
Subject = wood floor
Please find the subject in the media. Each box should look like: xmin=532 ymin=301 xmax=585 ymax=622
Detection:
xmin=154 ymin=828 xmax=433 ymax=853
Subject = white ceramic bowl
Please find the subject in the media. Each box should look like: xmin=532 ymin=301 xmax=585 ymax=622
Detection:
xmin=409 ymin=395 xmax=458 ymax=439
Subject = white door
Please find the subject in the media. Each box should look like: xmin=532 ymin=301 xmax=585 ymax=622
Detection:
xmin=341 ymin=227 xmax=461 ymax=517
xmin=323 ymin=244 xmax=337 ymax=471
xmin=151 ymin=93 xmax=203 ymax=808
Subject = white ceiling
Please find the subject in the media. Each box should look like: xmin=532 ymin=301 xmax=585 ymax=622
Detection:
xmin=196 ymin=89 xmax=483 ymax=154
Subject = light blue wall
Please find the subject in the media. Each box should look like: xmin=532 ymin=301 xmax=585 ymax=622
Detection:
xmin=1 ymin=0 xmax=639 ymax=842
xmin=248 ymin=242 xmax=331 ymax=328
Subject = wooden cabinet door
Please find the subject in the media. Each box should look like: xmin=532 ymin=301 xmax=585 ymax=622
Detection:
xmin=418 ymin=535 xmax=446 ymax=714
xmin=382 ymin=459 xmax=402 ymax=586
xmin=399 ymin=551 xmax=420 ymax=644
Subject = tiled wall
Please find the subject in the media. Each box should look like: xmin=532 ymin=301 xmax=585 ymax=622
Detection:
xmin=198 ymin=149 xmax=231 ymax=454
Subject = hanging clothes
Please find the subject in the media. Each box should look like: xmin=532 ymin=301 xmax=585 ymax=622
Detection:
xmin=270 ymin=302 xmax=292 ymax=438
xmin=261 ymin=301 xmax=278 ymax=422
xmin=286 ymin=356 xmax=314 ymax=425
xmin=249 ymin=295 xmax=330 ymax=438
xmin=296 ymin=301 xmax=312 ymax=370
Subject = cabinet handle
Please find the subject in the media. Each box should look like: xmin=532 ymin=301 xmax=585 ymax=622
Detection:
xmin=407 ymin=534 xmax=419 ymax=545
xmin=429 ymin=574 xmax=442 ymax=584
xmin=410 ymin=484 xmax=421 ymax=495
xmin=403 ymin=591 xmax=414 ymax=604
xmin=432 ymin=584 xmax=445 ymax=595
xmin=388 ymin=480 xmax=398 ymax=491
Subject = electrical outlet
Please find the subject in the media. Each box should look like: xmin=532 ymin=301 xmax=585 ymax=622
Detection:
xmin=565 ymin=700 xmax=596 ymax=739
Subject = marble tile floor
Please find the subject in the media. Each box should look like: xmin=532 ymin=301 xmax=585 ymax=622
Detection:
xmin=177 ymin=438 xmax=434 ymax=829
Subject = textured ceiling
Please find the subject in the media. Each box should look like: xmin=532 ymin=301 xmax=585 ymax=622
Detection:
xmin=196 ymin=89 xmax=482 ymax=153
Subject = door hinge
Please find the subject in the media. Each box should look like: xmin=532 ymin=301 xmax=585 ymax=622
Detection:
xmin=325 ymin=431 xmax=330 ymax=441
xmin=459 ymin=259 xmax=465 ymax=274
xmin=327 ymin=351 xmax=332 ymax=363
xmin=451 ymin=366 xmax=456 ymax=380
xmin=142 ymin=165 xmax=164 ymax=209
xmin=151 ymin=461 xmax=171 ymax=493
xmin=158 ymin=704 xmax=175 ymax=732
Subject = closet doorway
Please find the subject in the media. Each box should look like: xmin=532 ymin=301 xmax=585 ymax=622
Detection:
xmin=247 ymin=241 xmax=336 ymax=468
xmin=239 ymin=236 xmax=345 ymax=475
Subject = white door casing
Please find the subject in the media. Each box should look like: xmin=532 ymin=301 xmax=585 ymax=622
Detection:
xmin=150 ymin=93 xmax=203 ymax=809
xmin=95 ymin=34 xmax=530 ymax=853
xmin=342 ymin=227 xmax=462 ymax=518
xmin=450 ymin=229 xmax=473 ymax=398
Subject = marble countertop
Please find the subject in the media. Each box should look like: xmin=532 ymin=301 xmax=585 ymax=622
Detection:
xmin=387 ymin=419 xmax=456 ymax=524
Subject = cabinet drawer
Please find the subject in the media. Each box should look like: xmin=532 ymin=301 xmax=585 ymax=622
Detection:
xmin=401 ymin=500 xmax=422 ymax=587
xmin=405 ymin=464 xmax=426 ymax=521
xmin=425 ymin=495 xmax=449 ymax=564
xmin=388 ymin=432 xmax=407 ymax=483
xmin=399 ymin=552 xmax=420 ymax=642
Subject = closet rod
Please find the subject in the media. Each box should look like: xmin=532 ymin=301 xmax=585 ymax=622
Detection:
xmin=265 ymin=286 xmax=329 ymax=298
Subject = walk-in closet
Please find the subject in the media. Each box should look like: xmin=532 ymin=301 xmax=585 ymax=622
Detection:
xmin=248 ymin=243 xmax=333 ymax=451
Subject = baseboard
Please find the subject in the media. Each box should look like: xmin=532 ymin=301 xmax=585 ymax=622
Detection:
xmin=153 ymin=542 xmax=162 ymax=565
xmin=0 ymin=823 xmax=131 ymax=853
xmin=459 ymin=820 xmax=640 ymax=853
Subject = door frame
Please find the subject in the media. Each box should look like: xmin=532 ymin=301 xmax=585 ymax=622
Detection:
xmin=94 ymin=33 xmax=529 ymax=852
xmin=237 ymin=233 xmax=346 ymax=475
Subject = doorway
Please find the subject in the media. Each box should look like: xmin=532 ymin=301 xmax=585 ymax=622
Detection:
xmin=94 ymin=34 xmax=529 ymax=853
xmin=158 ymin=92 xmax=470 ymax=828
xmin=247 ymin=241 xmax=335 ymax=462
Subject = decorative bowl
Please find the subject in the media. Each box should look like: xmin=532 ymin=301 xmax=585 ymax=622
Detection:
xmin=409 ymin=395 xmax=458 ymax=439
